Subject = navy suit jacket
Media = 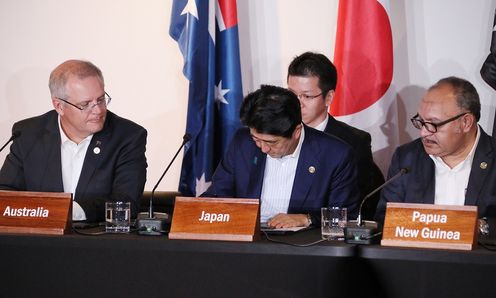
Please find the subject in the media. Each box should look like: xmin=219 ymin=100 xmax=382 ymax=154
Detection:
xmin=0 ymin=110 xmax=147 ymax=222
xmin=375 ymin=127 xmax=496 ymax=224
xmin=203 ymin=126 xmax=360 ymax=220
xmin=324 ymin=114 xmax=385 ymax=219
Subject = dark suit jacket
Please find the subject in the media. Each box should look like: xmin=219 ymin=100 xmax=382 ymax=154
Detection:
xmin=324 ymin=114 xmax=384 ymax=219
xmin=0 ymin=110 xmax=147 ymax=222
xmin=203 ymin=126 xmax=360 ymax=221
xmin=375 ymin=127 xmax=496 ymax=224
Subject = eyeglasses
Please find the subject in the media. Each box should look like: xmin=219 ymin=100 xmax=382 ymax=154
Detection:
xmin=56 ymin=92 xmax=112 ymax=112
xmin=410 ymin=112 xmax=468 ymax=133
xmin=295 ymin=93 xmax=322 ymax=102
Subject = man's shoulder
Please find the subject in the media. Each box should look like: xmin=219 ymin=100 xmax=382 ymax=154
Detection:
xmin=393 ymin=138 xmax=427 ymax=162
xmin=305 ymin=125 xmax=352 ymax=152
xmin=13 ymin=110 xmax=57 ymax=134
xmin=324 ymin=115 xmax=371 ymax=147
xmin=105 ymin=111 xmax=146 ymax=134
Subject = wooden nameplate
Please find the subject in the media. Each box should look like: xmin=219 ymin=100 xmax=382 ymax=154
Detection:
xmin=381 ymin=202 xmax=478 ymax=250
xmin=169 ymin=197 xmax=260 ymax=242
xmin=0 ymin=190 xmax=72 ymax=235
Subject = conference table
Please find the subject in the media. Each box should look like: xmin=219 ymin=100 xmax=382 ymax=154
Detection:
xmin=0 ymin=228 xmax=356 ymax=298
xmin=1 ymin=227 xmax=496 ymax=298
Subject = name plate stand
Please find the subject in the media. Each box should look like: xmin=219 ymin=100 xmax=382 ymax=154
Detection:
xmin=381 ymin=203 xmax=478 ymax=250
xmin=169 ymin=197 xmax=260 ymax=242
xmin=0 ymin=190 xmax=72 ymax=235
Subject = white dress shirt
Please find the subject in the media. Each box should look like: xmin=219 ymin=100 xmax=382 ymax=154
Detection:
xmin=430 ymin=126 xmax=480 ymax=206
xmin=313 ymin=114 xmax=329 ymax=132
xmin=58 ymin=116 xmax=92 ymax=220
xmin=260 ymin=127 xmax=305 ymax=222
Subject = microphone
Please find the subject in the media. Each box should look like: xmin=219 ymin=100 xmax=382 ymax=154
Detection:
xmin=0 ymin=131 xmax=20 ymax=152
xmin=136 ymin=133 xmax=191 ymax=236
xmin=345 ymin=167 xmax=409 ymax=244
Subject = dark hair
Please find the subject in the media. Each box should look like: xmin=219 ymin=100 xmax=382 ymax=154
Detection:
xmin=240 ymin=85 xmax=302 ymax=138
xmin=287 ymin=52 xmax=338 ymax=97
xmin=430 ymin=76 xmax=481 ymax=121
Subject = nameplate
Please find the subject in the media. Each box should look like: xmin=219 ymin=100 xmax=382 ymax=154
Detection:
xmin=169 ymin=197 xmax=260 ymax=242
xmin=0 ymin=190 xmax=72 ymax=235
xmin=381 ymin=203 xmax=478 ymax=250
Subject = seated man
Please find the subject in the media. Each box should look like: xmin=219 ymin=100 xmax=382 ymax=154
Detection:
xmin=287 ymin=52 xmax=384 ymax=219
xmin=375 ymin=76 xmax=496 ymax=224
xmin=203 ymin=85 xmax=360 ymax=228
xmin=0 ymin=60 xmax=147 ymax=222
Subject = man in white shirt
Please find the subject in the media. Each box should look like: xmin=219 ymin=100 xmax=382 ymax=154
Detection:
xmin=203 ymin=85 xmax=360 ymax=228
xmin=0 ymin=60 xmax=147 ymax=222
xmin=375 ymin=76 xmax=496 ymax=224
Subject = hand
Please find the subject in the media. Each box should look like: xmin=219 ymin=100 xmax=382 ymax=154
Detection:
xmin=267 ymin=213 xmax=309 ymax=228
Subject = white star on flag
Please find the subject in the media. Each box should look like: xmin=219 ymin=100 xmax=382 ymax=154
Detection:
xmin=196 ymin=172 xmax=212 ymax=197
xmin=215 ymin=80 xmax=230 ymax=105
xmin=181 ymin=0 xmax=198 ymax=19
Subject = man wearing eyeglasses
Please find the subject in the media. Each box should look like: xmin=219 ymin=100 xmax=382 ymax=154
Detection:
xmin=287 ymin=52 xmax=384 ymax=220
xmin=203 ymin=85 xmax=360 ymax=228
xmin=0 ymin=60 xmax=147 ymax=222
xmin=375 ymin=76 xmax=496 ymax=224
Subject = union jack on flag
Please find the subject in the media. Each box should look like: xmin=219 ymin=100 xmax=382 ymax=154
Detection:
xmin=170 ymin=0 xmax=243 ymax=196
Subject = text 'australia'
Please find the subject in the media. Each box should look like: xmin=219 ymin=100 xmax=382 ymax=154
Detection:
xmin=3 ymin=206 xmax=49 ymax=218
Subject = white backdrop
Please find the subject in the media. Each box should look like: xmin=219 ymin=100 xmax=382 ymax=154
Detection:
xmin=1 ymin=0 xmax=495 ymax=191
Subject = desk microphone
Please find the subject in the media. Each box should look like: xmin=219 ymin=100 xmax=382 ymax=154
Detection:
xmin=0 ymin=131 xmax=20 ymax=152
xmin=345 ymin=167 xmax=409 ymax=244
xmin=136 ymin=133 xmax=191 ymax=236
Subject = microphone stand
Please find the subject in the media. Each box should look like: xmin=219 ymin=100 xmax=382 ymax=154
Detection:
xmin=345 ymin=168 xmax=409 ymax=244
xmin=0 ymin=131 xmax=20 ymax=153
xmin=136 ymin=134 xmax=191 ymax=236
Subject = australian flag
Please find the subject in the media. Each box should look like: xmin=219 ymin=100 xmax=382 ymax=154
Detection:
xmin=170 ymin=0 xmax=243 ymax=196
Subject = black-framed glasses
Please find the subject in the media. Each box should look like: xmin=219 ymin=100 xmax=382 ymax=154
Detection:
xmin=56 ymin=92 xmax=112 ymax=112
xmin=295 ymin=93 xmax=322 ymax=102
xmin=410 ymin=112 xmax=468 ymax=133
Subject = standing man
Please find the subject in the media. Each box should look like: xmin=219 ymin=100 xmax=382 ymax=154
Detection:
xmin=203 ymin=85 xmax=359 ymax=228
xmin=375 ymin=76 xmax=496 ymax=224
xmin=0 ymin=60 xmax=147 ymax=222
xmin=287 ymin=52 xmax=384 ymax=219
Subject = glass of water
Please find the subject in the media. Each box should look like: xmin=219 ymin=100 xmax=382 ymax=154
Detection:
xmin=321 ymin=207 xmax=347 ymax=240
xmin=105 ymin=201 xmax=131 ymax=233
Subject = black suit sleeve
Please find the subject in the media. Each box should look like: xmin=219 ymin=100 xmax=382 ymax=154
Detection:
xmin=78 ymin=128 xmax=147 ymax=222
xmin=0 ymin=124 xmax=27 ymax=190
xmin=374 ymin=148 xmax=405 ymax=225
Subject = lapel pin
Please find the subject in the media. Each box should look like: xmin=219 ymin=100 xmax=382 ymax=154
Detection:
xmin=93 ymin=147 xmax=101 ymax=155
xmin=308 ymin=166 xmax=316 ymax=174
xmin=480 ymin=162 xmax=488 ymax=170
xmin=253 ymin=156 xmax=258 ymax=165
xmin=96 ymin=140 xmax=102 ymax=146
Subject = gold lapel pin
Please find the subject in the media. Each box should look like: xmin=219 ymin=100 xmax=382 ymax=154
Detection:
xmin=308 ymin=166 xmax=316 ymax=174
xmin=480 ymin=162 xmax=488 ymax=170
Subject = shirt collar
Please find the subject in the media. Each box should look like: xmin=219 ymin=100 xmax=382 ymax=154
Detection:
xmin=58 ymin=115 xmax=93 ymax=145
xmin=314 ymin=114 xmax=329 ymax=132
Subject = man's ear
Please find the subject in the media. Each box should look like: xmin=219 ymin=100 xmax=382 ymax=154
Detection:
xmin=462 ymin=113 xmax=476 ymax=132
xmin=52 ymin=97 xmax=64 ymax=116
xmin=325 ymin=90 xmax=335 ymax=107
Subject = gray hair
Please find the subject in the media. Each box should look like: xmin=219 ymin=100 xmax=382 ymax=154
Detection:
xmin=48 ymin=60 xmax=104 ymax=98
xmin=429 ymin=76 xmax=481 ymax=121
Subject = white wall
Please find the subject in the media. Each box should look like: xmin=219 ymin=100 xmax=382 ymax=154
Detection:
xmin=1 ymin=0 xmax=495 ymax=191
